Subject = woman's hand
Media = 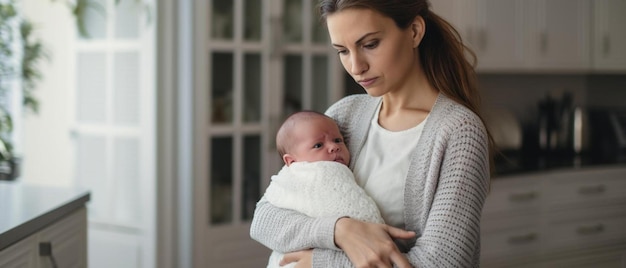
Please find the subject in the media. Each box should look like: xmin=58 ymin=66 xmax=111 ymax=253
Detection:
xmin=280 ymin=249 xmax=312 ymax=268
xmin=335 ymin=218 xmax=415 ymax=268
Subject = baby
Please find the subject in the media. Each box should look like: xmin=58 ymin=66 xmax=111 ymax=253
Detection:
xmin=261 ymin=110 xmax=384 ymax=268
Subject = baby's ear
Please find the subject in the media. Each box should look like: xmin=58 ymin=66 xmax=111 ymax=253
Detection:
xmin=283 ymin=154 xmax=295 ymax=166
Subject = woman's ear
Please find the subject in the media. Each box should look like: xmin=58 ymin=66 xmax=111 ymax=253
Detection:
xmin=283 ymin=154 xmax=295 ymax=166
xmin=411 ymin=16 xmax=426 ymax=48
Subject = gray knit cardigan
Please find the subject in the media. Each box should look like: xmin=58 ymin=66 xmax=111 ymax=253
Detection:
xmin=250 ymin=93 xmax=490 ymax=267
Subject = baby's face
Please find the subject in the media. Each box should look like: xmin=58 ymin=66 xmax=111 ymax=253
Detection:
xmin=286 ymin=117 xmax=350 ymax=166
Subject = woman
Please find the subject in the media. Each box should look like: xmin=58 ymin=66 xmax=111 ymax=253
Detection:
xmin=250 ymin=0 xmax=493 ymax=267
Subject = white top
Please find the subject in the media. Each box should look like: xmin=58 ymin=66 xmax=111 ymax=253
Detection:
xmin=354 ymin=102 xmax=426 ymax=228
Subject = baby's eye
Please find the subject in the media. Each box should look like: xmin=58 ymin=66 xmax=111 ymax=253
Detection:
xmin=313 ymin=143 xmax=323 ymax=149
xmin=334 ymin=138 xmax=343 ymax=143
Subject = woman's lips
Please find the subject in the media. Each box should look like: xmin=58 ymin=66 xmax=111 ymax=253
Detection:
xmin=358 ymin=77 xmax=377 ymax=87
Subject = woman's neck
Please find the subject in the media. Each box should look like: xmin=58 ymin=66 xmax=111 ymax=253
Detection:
xmin=378 ymin=71 xmax=438 ymax=131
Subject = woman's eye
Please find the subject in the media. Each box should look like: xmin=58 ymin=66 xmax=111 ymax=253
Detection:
xmin=363 ymin=41 xmax=379 ymax=49
xmin=337 ymin=49 xmax=348 ymax=55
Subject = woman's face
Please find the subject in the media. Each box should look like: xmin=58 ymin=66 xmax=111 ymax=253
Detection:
xmin=326 ymin=8 xmax=422 ymax=97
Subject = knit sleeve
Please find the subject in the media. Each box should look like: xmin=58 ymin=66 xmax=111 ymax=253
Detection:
xmin=406 ymin=111 xmax=490 ymax=267
xmin=249 ymin=196 xmax=341 ymax=252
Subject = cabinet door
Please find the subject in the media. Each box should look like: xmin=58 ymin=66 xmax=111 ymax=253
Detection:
xmin=528 ymin=0 xmax=591 ymax=71
xmin=431 ymin=0 xmax=526 ymax=72
xmin=593 ymin=0 xmax=626 ymax=71
xmin=0 ymin=235 xmax=38 ymax=268
xmin=37 ymin=208 xmax=88 ymax=268
xmin=471 ymin=0 xmax=526 ymax=71
xmin=429 ymin=0 xmax=464 ymax=34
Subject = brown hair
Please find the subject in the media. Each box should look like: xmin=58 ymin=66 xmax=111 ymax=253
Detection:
xmin=318 ymin=0 xmax=495 ymax=174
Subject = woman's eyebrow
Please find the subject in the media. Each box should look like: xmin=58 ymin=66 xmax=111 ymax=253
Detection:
xmin=332 ymin=31 xmax=381 ymax=48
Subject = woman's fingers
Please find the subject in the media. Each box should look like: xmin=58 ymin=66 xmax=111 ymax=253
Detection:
xmin=389 ymin=251 xmax=413 ymax=268
xmin=384 ymin=225 xmax=416 ymax=240
xmin=334 ymin=218 xmax=413 ymax=268
xmin=280 ymin=249 xmax=313 ymax=267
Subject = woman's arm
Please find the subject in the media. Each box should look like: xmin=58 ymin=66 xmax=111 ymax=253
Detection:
xmin=252 ymin=195 xmax=415 ymax=268
xmin=249 ymin=196 xmax=340 ymax=252
xmin=404 ymin=114 xmax=490 ymax=267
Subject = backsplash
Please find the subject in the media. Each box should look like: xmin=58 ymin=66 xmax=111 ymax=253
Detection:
xmin=479 ymin=74 xmax=626 ymax=125
xmin=478 ymin=73 xmax=626 ymax=175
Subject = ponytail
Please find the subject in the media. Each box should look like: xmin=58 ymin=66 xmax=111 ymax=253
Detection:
xmin=420 ymin=10 xmax=496 ymax=176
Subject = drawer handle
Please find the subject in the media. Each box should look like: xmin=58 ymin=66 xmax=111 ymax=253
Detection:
xmin=509 ymin=192 xmax=538 ymax=202
xmin=576 ymin=224 xmax=605 ymax=235
xmin=507 ymin=233 xmax=537 ymax=245
xmin=577 ymin=185 xmax=606 ymax=195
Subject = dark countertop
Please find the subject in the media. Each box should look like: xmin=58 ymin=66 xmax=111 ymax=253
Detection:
xmin=0 ymin=181 xmax=90 ymax=250
xmin=493 ymin=150 xmax=626 ymax=178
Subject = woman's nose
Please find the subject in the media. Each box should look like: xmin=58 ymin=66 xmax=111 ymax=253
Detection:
xmin=349 ymin=53 xmax=368 ymax=75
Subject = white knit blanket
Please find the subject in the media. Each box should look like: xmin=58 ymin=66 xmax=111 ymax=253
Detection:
xmin=264 ymin=161 xmax=383 ymax=268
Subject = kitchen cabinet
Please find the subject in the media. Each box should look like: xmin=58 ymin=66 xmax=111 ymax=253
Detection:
xmin=431 ymin=0 xmax=592 ymax=72
xmin=0 ymin=209 xmax=87 ymax=268
xmin=527 ymin=0 xmax=591 ymax=71
xmin=0 ymin=182 xmax=90 ymax=268
xmin=481 ymin=166 xmax=626 ymax=267
xmin=592 ymin=0 xmax=626 ymax=72
xmin=465 ymin=0 xmax=526 ymax=71
xmin=431 ymin=0 xmax=526 ymax=71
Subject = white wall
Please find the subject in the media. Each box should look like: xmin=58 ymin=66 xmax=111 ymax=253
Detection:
xmin=20 ymin=0 xmax=74 ymax=186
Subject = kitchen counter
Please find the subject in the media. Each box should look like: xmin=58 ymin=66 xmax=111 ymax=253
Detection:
xmin=493 ymin=150 xmax=626 ymax=178
xmin=0 ymin=181 xmax=90 ymax=250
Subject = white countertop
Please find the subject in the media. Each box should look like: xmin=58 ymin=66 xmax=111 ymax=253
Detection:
xmin=0 ymin=180 xmax=90 ymax=250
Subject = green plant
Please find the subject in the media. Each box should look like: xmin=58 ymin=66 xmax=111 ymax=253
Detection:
xmin=0 ymin=0 xmax=47 ymax=169
xmin=54 ymin=0 xmax=153 ymax=38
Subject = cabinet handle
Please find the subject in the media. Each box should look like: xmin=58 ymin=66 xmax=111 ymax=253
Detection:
xmin=508 ymin=191 xmax=538 ymax=202
xmin=540 ymin=32 xmax=548 ymax=55
xmin=576 ymin=224 xmax=604 ymax=236
xmin=577 ymin=184 xmax=606 ymax=195
xmin=466 ymin=27 xmax=474 ymax=47
xmin=480 ymin=29 xmax=487 ymax=52
xmin=507 ymin=233 xmax=537 ymax=245
xmin=603 ymin=34 xmax=611 ymax=57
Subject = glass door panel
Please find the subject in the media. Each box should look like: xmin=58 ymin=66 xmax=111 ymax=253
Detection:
xmin=283 ymin=55 xmax=303 ymax=116
xmin=242 ymin=135 xmax=261 ymax=221
xmin=312 ymin=55 xmax=329 ymax=112
xmin=243 ymin=54 xmax=261 ymax=122
xmin=311 ymin=1 xmax=328 ymax=44
xmin=210 ymin=136 xmax=233 ymax=225
xmin=283 ymin=0 xmax=303 ymax=43
xmin=211 ymin=0 xmax=234 ymax=40
xmin=211 ymin=52 xmax=234 ymax=124
xmin=244 ymin=0 xmax=262 ymax=41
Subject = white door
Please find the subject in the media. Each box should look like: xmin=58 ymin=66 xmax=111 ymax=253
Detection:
xmin=195 ymin=0 xmax=342 ymax=267
xmin=70 ymin=0 xmax=156 ymax=267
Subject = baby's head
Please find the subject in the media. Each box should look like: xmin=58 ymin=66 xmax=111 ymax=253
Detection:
xmin=276 ymin=111 xmax=350 ymax=166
